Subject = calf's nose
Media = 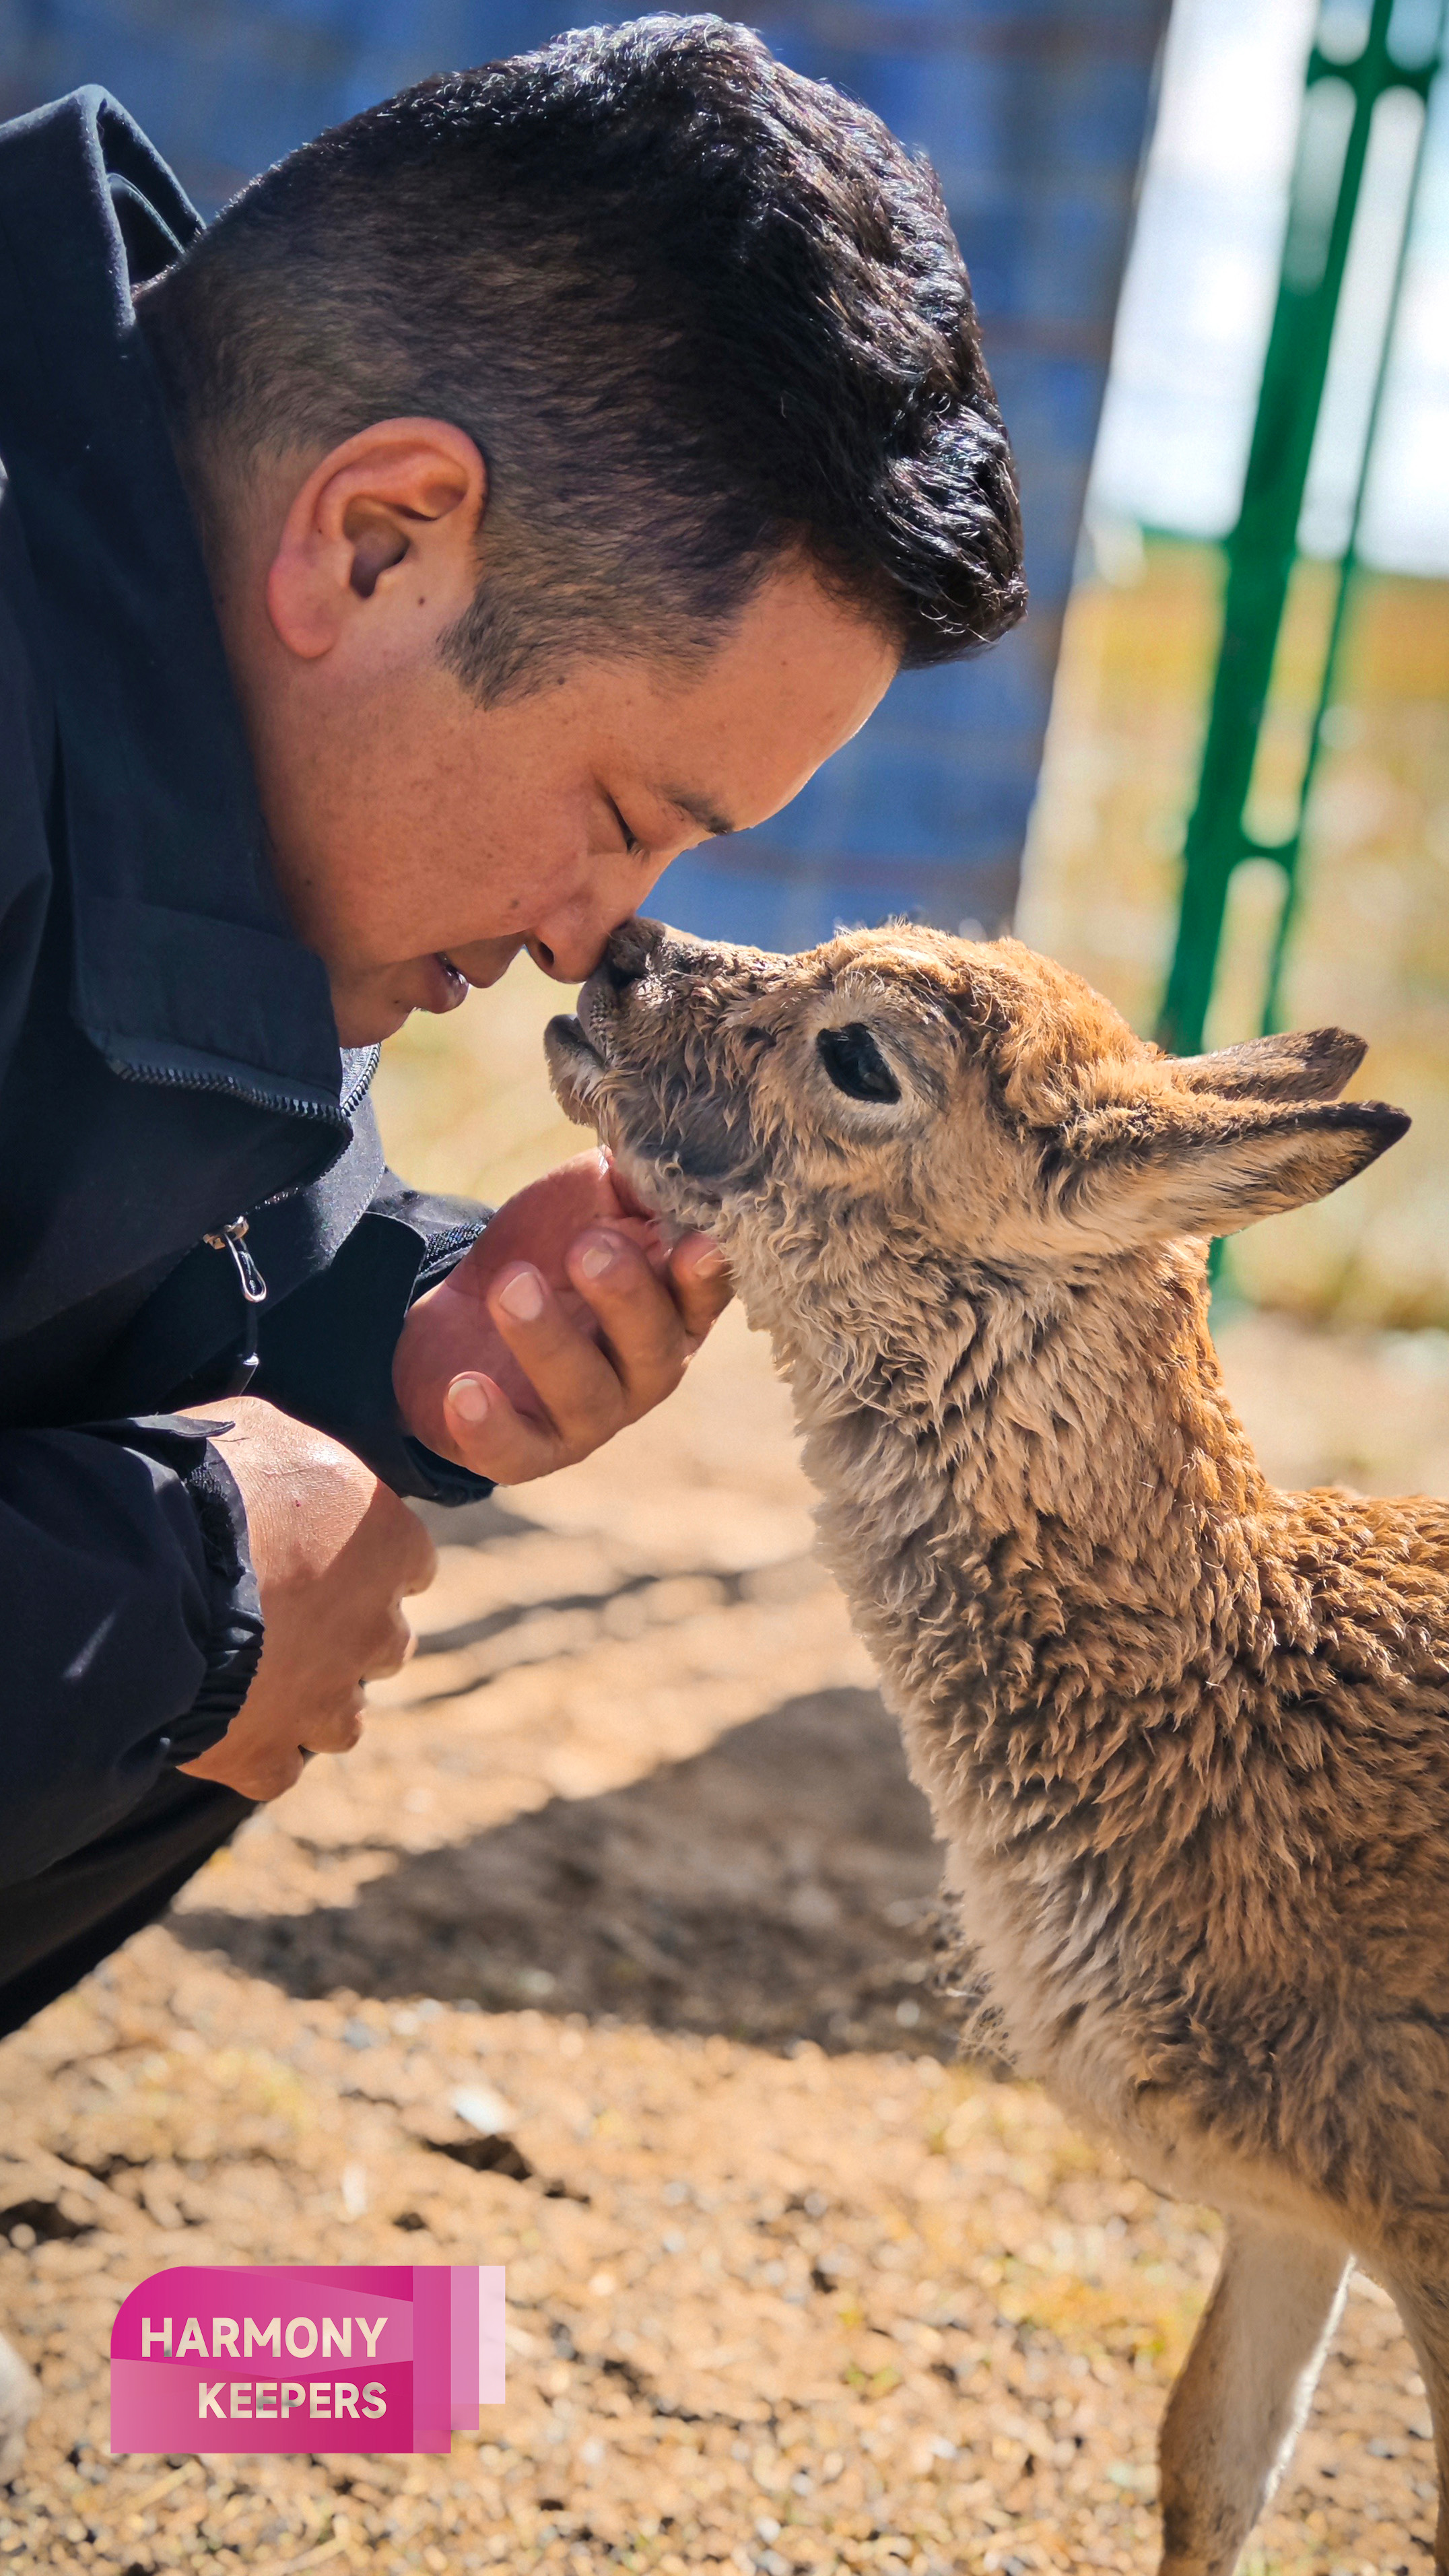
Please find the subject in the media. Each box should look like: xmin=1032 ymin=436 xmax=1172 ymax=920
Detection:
xmin=600 ymin=916 xmax=666 ymax=992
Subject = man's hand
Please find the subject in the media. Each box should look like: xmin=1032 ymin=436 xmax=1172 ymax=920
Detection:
xmin=177 ymin=1398 xmax=436 ymax=1802
xmin=392 ymin=1151 xmax=731 ymax=1483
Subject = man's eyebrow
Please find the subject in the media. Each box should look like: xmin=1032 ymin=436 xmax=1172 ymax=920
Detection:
xmin=661 ymin=785 xmax=736 ymax=839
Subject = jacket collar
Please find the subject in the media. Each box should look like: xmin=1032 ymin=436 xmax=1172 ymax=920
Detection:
xmin=0 ymin=88 xmax=347 ymax=1122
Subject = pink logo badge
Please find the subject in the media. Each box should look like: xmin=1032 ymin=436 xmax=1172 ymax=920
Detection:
xmin=110 ymin=2266 xmax=505 ymax=2454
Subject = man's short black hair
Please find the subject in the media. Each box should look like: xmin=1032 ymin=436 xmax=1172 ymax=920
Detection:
xmin=139 ymin=13 xmax=1025 ymax=701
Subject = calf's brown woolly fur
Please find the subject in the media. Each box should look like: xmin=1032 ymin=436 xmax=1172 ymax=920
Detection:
xmin=547 ymin=918 xmax=1448 ymax=2574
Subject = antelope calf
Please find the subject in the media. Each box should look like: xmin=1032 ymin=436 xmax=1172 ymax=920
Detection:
xmin=547 ymin=915 xmax=1449 ymax=2576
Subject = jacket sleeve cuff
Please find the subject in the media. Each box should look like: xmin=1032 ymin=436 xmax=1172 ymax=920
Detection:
xmin=82 ymin=1415 xmax=265 ymax=1765
xmin=247 ymin=1183 xmax=498 ymax=1507
xmin=165 ymin=1434 xmax=265 ymax=1761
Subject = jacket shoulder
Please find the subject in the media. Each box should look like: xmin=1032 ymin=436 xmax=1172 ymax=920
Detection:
xmin=0 ymin=467 xmax=54 ymax=834
xmin=0 ymin=466 xmax=57 ymax=1062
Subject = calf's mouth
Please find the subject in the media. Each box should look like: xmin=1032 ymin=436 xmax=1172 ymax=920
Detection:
xmin=544 ymin=934 xmax=758 ymax=1229
xmin=545 ymin=960 xmax=683 ymax=1222
xmin=543 ymin=960 xmax=620 ymax=1119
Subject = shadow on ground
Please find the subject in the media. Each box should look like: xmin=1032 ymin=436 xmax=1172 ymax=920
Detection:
xmin=174 ymin=1687 xmax=963 ymax=2056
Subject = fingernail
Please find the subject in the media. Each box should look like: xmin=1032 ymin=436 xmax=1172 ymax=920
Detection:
xmin=498 ymin=1265 xmax=546 ymax=1322
xmin=576 ymin=1231 xmax=622 ymax=1283
xmin=449 ymin=1375 xmax=492 ymax=1424
xmin=692 ymin=1244 xmax=727 ymax=1277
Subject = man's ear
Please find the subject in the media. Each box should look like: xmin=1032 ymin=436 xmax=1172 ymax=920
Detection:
xmin=265 ymin=418 xmax=486 ymax=661
xmin=1173 ymin=1025 xmax=1367 ymax=1103
xmin=1052 ymin=1092 xmax=1410 ymax=1251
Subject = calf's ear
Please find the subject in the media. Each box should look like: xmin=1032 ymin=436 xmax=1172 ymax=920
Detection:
xmin=1174 ymin=1025 xmax=1367 ymax=1104
xmin=1052 ymin=1093 xmax=1409 ymax=1250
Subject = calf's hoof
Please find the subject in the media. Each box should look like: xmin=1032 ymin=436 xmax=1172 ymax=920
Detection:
xmin=0 ymin=2332 xmax=38 ymax=2482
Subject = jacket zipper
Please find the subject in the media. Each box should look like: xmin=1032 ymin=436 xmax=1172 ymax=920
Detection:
xmin=203 ymin=1216 xmax=267 ymax=1386
xmin=200 ymin=1047 xmax=378 ymax=1386
xmin=109 ymin=1041 xmax=378 ymax=1126
xmin=109 ymin=1058 xmax=349 ymax=1122
xmin=254 ymin=1044 xmax=382 ymax=1211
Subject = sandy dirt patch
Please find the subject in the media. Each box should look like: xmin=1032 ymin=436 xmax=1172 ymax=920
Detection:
xmin=1 ymin=1303 xmax=1446 ymax=2574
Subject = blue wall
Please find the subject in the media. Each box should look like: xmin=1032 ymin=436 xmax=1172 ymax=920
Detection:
xmin=0 ymin=0 xmax=1167 ymax=945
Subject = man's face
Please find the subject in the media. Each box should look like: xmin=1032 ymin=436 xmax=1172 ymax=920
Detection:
xmin=277 ymin=568 xmax=894 ymax=1044
xmin=213 ymin=428 xmax=897 ymax=1046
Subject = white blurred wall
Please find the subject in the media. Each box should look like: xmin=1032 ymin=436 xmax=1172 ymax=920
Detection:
xmin=1089 ymin=0 xmax=1449 ymax=573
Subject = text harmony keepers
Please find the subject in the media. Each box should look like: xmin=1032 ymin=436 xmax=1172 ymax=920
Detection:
xmin=139 ymin=2314 xmax=388 ymax=2361
xmin=196 ymin=2380 xmax=386 ymax=2420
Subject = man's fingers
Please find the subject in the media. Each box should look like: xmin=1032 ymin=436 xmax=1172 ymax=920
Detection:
xmin=442 ymin=1372 xmax=569 ymax=1485
xmin=298 ymin=1703 xmax=366 ymax=1756
xmin=361 ymin=1605 xmax=417 ymax=1683
xmin=239 ymin=1753 xmax=308 ymax=1802
xmin=486 ymin=1260 xmax=632 ymax=1443
xmin=430 ymin=1233 xmax=720 ymax=1485
xmin=395 ymin=1505 xmax=438 ymax=1601
xmin=667 ymin=1234 xmax=733 ymax=1343
xmin=354 ymin=1489 xmax=437 ymax=1604
xmin=565 ymin=1231 xmax=691 ymax=1413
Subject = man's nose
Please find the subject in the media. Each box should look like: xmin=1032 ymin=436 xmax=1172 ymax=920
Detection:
xmin=524 ymin=927 xmax=603 ymax=981
xmin=527 ymin=914 xmax=667 ymax=986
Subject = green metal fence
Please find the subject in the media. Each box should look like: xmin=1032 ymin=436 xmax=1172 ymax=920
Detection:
xmin=1157 ymin=0 xmax=1446 ymax=1062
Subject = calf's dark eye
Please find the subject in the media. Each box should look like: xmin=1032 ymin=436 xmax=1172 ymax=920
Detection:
xmin=816 ymin=1023 xmax=900 ymax=1104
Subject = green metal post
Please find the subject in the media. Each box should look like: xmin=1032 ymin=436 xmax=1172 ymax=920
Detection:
xmin=1259 ymin=36 xmax=1439 ymax=1033
xmin=1156 ymin=0 xmax=1444 ymax=1060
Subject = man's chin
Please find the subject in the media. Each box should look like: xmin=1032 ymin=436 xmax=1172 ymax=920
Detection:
xmin=329 ymin=989 xmax=419 ymax=1046
xmin=328 ymin=942 xmax=527 ymax=1046
xmin=328 ymin=957 xmax=468 ymax=1045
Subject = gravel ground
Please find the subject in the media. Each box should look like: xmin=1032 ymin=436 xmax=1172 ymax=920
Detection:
xmin=2 ymin=1302 xmax=1447 ymax=2575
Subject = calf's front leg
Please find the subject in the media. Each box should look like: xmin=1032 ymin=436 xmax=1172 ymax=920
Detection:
xmin=1157 ymin=2218 xmax=1349 ymax=2576
xmin=1383 ymin=2258 xmax=1449 ymax=2575
xmin=0 ymin=2329 xmax=38 ymax=2480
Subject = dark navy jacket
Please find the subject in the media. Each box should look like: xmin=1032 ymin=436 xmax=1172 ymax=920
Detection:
xmin=0 ymin=89 xmax=493 ymax=1888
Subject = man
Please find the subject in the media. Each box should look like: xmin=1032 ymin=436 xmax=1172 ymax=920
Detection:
xmin=0 ymin=9 xmax=1022 ymax=2456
